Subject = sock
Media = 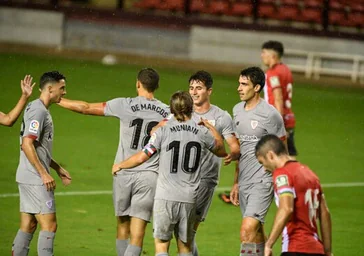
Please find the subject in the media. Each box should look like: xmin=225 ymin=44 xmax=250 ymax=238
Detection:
xmin=116 ymin=239 xmax=128 ymax=256
xmin=240 ymin=243 xmax=257 ymax=255
xmin=156 ymin=253 xmax=168 ymax=256
xmin=37 ymin=231 xmax=55 ymax=256
xmin=256 ymin=242 xmax=264 ymax=256
xmin=12 ymin=229 xmax=33 ymax=256
xmin=179 ymin=253 xmax=193 ymax=256
xmin=124 ymin=244 xmax=142 ymax=256
xmin=191 ymin=230 xmax=199 ymax=256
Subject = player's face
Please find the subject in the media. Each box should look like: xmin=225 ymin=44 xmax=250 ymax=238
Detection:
xmin=261 ymin=49 xmax=273 ymax=66
xmin=50 ymin=79 xmax=67 ymax=103
xmin=189 ymin=80 xmax=211 ymax=107
xmin=237 ymin=76 xmax=258 ymax=102
xmin=257 ymin=154 xmax=275 ymax=172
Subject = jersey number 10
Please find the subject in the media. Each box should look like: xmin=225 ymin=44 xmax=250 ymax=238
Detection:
xmin=167 ymin=141 xmax=201 ymax=174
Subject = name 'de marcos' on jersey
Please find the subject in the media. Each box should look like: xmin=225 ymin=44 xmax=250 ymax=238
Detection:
xmin=131 ymin=103 xmax=169 ymax=118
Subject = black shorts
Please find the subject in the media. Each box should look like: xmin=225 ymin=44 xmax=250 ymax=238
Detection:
xmin=287 ymin=128 xmax=298 ymax=156
xmin=281 ymin=253 xmax=325 ymax=256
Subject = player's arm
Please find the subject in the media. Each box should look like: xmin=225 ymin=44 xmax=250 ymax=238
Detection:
xmin=265 ymin=193 xmax=294 ymax=253
xmin=273 ymin=87 xmax=284 ymax=116
xmin=50 ymin=159 xmax=72 ymax=186
xmin=199 ymin=118 xmax=227 ymax=158
xmin=112 ymin=150 xmax=152 ymax=175
xmin=58 ymin=98 xmax=105 ymax=116
xmin=223 ymin=135 xmax=240 ymax=165
xmin=0 ymin=75 xmax=35 ymax=127
xmin=319 ymin=194 xmax=332 ymax=256
xmin=21 ymin=137 xmax=56 ymax=191
xmin=150 ymin=119 xmax=168 ymax=135
xmin=230 ymin=161 xmax=240 ymax=206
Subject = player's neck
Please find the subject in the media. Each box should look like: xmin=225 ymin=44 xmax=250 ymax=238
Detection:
xmin=39 ymin=94 xmax=51 ymax=109
xmin=276 ymin=155 xmax=294 ymax=169
xmin=269 ymin=59 xmax=281 ymax=68
xmin=244 ymin=95 xmax=261 ymax=111
xmin=138 ymin=90 xmax=154 ymax=100
xmin=194 ymin=101 xmax=211 ymax=114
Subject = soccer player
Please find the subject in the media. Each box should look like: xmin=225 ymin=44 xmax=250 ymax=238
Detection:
xmin=58 ymin=68 xmax=170 ymax=256
xmin=255 ymin=134 xmax=333 ymax=256
xmin=261 ymin=41 xmax=298 ymax=157
xmin=112 ymin=91 xmax=227 ymax=256
xmin=188 ymin=71 xmax=240 ymax=255
xmin=0 ymin=75 xmax=35 ymax=127
xmin=230 ymin=67 xmax=286 ymax=256
xmin=12 ymin=71 xmax=72 ymax=256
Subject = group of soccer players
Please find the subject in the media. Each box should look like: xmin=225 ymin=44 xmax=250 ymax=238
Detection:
xmin=3 ymin=40 xmax=332 ymax=256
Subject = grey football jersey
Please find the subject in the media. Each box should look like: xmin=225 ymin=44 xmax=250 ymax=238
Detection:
xmin=104 ymin=96 xmax=170 ymax=173
xmin=192 ymin=105 xmax=235 ymax=186
xmin=150 ymin=118 xmax=215 ymax=203
xmin=233 ymin=99 xmax=286 ymax=184
xmin=16 ymin=99 xmax=54 ymax=185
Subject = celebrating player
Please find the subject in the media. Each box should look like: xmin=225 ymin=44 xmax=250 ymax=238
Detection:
xmin=12 ymin=71 xmax=72 ymax=256
xmin=0 ymin=75 xmax=35 ymax=126
xmin=255 ymin=134 xmax=333 ymax=256
xmin=261 ymin=41 xmax=298 ymax=157
xmin=188 ymin=71 xmax=240 ymax=255
xmin=113 ymin=91 xmax=227 ymax=256
xmin=230 ymin=67 xmax=286 ymax=256
xmin=58 ymin=68 xmax=170 ymax=256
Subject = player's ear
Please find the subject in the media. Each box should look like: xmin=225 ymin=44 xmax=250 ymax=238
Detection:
xmin=254 ymin=84 xmax=261 ymax=93
xmin=267 ymin=150 xmax=275 ymax=161
xmin=207 ymin=87 xmax=212 ymax=96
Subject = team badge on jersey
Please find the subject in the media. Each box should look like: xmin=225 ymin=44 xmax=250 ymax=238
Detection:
xmin=269 ymin=76 xmax=281 ymax=88
xmin=29 ymin=120 xmax=40 ymax=133
xmin=275 ymin=175 xmax=289 ymax=188
xmin=207 ymin=120 xmax=216 ymax=126
xmin=251 ymin=120 xmax=258 ymax=129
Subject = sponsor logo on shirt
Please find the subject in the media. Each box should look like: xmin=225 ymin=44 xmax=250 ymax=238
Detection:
xmin=239 ymin=135 xmax=259 ymax=142
xmin=29 ymin=120 xmax=39 ymax=133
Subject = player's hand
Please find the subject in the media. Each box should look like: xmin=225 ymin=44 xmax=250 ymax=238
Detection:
xmin=230 ymin=183 xmax=239 ymax=206
xmin=21 ymin=75 xmax=36 ymax=98
xmin=59 ymin=168 xmax=72 ymax=186
xmin=198 ymin=118 xmax=213 ymax=129
xmin=223 ymin=154 xmax=233 ymax=165
xmin=41 ymin=173 xmax=56 ymax=191
xmin=112 ymin=164 xmax=122 ymax=176
xmin=264 ymin=245 xmax=273 ymax=256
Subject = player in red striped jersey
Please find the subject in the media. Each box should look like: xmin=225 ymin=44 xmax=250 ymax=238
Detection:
xmin=255 ymin=134 xmax=333 ymax=256
xmin=261 ymin=41 xmax=298 ymax=157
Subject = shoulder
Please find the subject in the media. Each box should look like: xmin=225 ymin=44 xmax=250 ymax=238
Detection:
xmin=262 ymin=101 xmax=282 ymax=120
xmin=155 ymin=99 xmax=170 ymax=110
xmin=26 ymin=100 xmax=47 ymax=115
xmin=232 ymin=102 xmax=245 ymax=116
xmin=211 ymin=105 xmax=232 ymax=119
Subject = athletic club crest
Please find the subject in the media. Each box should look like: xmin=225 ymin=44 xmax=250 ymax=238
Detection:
xmin=251 ymin=120 xmax=258 ymax=129
xmin=46 ymin=200 xmax=53 ymax=209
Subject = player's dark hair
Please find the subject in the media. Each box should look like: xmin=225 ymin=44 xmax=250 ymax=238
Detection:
xmin=170 ymin=91 xmax=193 ymax=122
xmin=255 ymin=134 xmax=287 ymax=157
xmin=40 ymin=71 xmax=66 ymax=89
xmin=262 ymin=41 xmax=284 ymax=58
xmin=240 ymin=67 xmax=265 ymax=93
xmin=188 ymin=70 xmax=213 ymax=89
xmin=137 ymin=68 xmax=159 ymax=92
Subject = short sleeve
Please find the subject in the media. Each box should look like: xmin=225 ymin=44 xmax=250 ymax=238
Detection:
xmin=23 ymin=108 xmax=47 ymax=141
xmin=104 ymin=98 xmax=127 ymax=118
xmin=266 ymin=110 xmax=286 ymax=138
xmin=219 ymin=111 xmax=236 ymax=139
xmin=199 ymin=126 xmax=215 ymax=151
xmin=273 ymin=171 xmax=295 ymax=198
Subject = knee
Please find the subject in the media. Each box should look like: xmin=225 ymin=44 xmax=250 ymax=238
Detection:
xmin=41 ymin=221 xmax=57 ymax=233
xmin=240 ymin=223 xmax=258 ymax=242
xmin=21 ymin=219 xmax=38 ymax=234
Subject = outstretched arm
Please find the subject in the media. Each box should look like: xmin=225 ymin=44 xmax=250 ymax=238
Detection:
xmin=112 ymin=151 xmax=151 ymax=175
xmin=0 ymin=75 xmax=35 ymax=127
xmin=58 ymin=98 xmax=105 ymax=116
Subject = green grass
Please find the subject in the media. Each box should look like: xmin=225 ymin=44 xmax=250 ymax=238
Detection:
xmin=0 ymin=53 xmax=364 ymax=255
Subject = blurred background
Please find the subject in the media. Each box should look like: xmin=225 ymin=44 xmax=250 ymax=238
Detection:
xmin=0 ymin=1 xmax=364 ymax=255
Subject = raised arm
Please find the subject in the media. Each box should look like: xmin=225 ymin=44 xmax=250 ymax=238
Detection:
xmin=200 ymin=118 xmax=227 ymax=158
xmin=319 ymin=194 xmax=333 ymax=256
xmin=0 ymin=75 xmax=35 ymax=127
xmin=58 ymin=98 xmax=105 ymax=116
xmin=22 ymin=137 xmax=56 ymax=191
xmin=265 ymin=194 xmax=294 ymax=256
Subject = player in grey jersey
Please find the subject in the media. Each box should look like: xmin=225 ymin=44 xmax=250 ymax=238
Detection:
xmin=188 ymin=71 xmax=240 ymax=255
xmin=112 ymin=91 xmax=227 ymax=256
xmin=230 ymin=67 xmax=286 ymax=256
xmin=12 ymin=71 xmax=72 ymax=256
xmin=58 ymin=68 xmax=170 ymax=256
xmin=0 ymin=75 xmax=35 ymax=127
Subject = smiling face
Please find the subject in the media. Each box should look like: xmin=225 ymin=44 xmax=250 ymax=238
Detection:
xmin=189 ymin=80 xmax=212 ymax=107
xmin=237 ymin=75 xmax=260 ymax=102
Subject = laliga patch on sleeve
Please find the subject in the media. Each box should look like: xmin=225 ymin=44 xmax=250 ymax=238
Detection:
xmin=29 ymin=120 xmax=40 ymax=133
xmin=269 ymin=76 xmax=281 ymax=88
xmin=275 ymin=175 xmax=289 ymax=188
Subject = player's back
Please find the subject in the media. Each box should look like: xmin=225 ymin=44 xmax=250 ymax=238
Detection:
xmin=104 ymin=96 xmax=170 ymax=172
xmin=274 ymin=161 xmax=325 ymax=254
xmin=154 ymin=118 xmax=215 ymax=204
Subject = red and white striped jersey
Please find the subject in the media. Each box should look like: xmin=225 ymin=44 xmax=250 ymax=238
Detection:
xmin=264 ymin=63 xmax=296 ymax=129
xmin=273 ymin=161 xmax=325 ymax=254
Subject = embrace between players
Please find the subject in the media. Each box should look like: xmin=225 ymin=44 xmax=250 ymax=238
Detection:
xmin=6 ymin=41 xmax=332 ymax=256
